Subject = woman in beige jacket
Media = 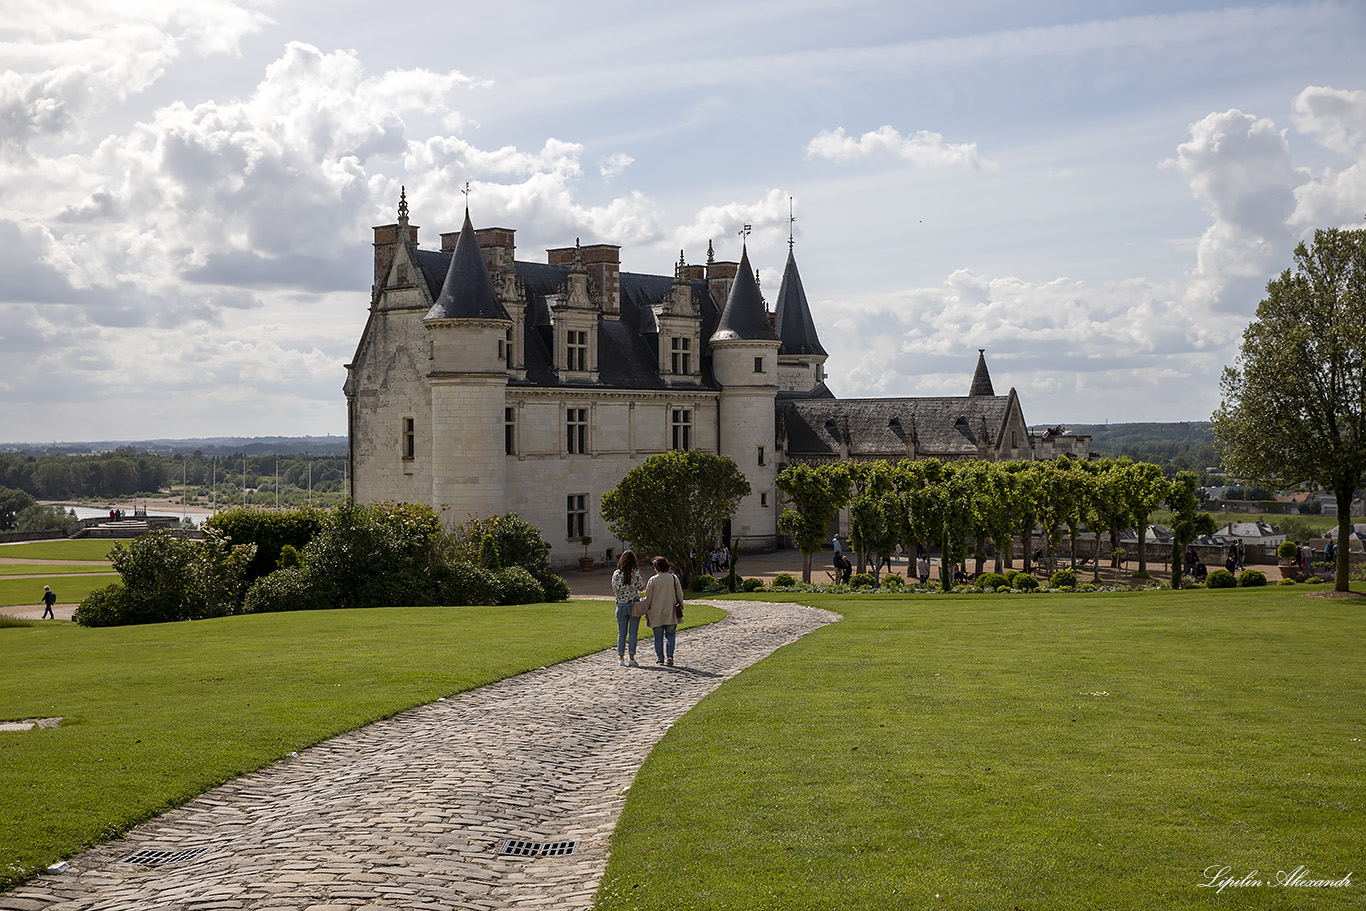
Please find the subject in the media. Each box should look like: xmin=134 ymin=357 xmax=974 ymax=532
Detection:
xmin=640 ymin=556 xmax=685 ymax=666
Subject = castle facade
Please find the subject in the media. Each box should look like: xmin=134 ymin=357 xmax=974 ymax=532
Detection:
xmin=345 ymin=194 xmax=1089 ymax=567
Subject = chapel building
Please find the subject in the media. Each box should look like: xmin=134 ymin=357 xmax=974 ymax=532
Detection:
xmin=345 ymin=193 xmax=1090 ymax=567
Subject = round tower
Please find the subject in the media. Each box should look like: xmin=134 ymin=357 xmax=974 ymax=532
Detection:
xmin=709 ymin=245 xmax=781 ymax=550
xmin=423 ymin=208 xmax=512 ymax=523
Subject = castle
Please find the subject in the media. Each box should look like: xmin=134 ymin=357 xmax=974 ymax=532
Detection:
xmin=345 ymin=193 xmax=1090 ymax=567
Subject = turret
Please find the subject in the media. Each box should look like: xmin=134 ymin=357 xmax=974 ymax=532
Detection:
xmin=773 ymin=243 xmax=828 ymax=393
xmin=424 ymin=208 xmax=512 ymax=522
xmin=709 ymin=245 xmax=781 ymax=549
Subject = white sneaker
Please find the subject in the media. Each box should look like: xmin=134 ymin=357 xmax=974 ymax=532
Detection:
xmin=628 ymin=658 xmax=639 ymax=667
xmin=618 ymin=657 xmax=626 ymax=666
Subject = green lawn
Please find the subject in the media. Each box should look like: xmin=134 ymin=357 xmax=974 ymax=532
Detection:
xmin=0 ymin=576 xmax=116 ymax=609
xmin=598 ymin=588 xmax=1365 ymax=911
xmin=0 ymin=564 xmax=115 ymax=576
xmin=0 ymin=541 xmax=117 ymax=561
xmin=0 ymin=601 xmax=725 ymax=889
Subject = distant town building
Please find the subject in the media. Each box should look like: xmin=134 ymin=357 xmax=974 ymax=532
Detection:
xmin=345 ymin=193 xmax=1091 ymax=566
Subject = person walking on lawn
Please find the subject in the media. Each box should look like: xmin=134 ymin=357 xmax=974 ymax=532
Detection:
xmin=41 ymin=585 xmax=57 ymax=620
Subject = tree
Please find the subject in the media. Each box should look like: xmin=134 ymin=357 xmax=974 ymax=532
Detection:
xmin=1213 ymin=227 xmax=1366 ymax=593
xmin=600 ymin=451 xmax=750 ymax=583
xmin=775 ymin=463 xmax=849 ymax=583
xmin=1114 ymin=460 xmax=1170 ymax=575
xmin=0 ymin=486 xmax=36 ymax=531
xmin=1167 ymin=471 xmax=1217 ymax=589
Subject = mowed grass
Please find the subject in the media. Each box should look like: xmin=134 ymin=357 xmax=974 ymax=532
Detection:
xmin=0 ymin=601 xmax=725 ymax=889
xmin=0 ymin=564 xmax=116 ymax=576
xmin=0 ymin=541 xmax=117 ymax=561
xmin=598 ymin=588 xmax=1365 ymax=911
xmin=0 ymin=576 xmax=116 ymax=609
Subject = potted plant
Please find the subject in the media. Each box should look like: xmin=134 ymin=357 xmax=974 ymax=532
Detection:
xmin=1276 ymin=540 xmax=1299 ymax=581
xmin=578 ymin=535 xmax=594 ymax=571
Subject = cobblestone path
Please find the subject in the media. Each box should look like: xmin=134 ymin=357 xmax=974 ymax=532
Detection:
xmin=4 ymin=600 xmax=837 ymax=911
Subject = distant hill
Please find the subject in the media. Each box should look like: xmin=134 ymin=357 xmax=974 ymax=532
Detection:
xmin=1054 ymin=422 xmax=1218 ymax=472
xmin=0 ymin=436 xmax=348 ymax=456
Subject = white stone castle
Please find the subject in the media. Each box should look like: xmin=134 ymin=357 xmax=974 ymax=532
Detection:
xmin=346 ymin=192 xmax=1089 ymax=568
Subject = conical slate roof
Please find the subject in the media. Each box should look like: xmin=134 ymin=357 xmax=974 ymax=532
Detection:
xmin=774 ymin=247 xmax=826 ymax=356
xmin=426 ymin=210 xmax=510 ymax=321
xmin=969 ymin=349 xmax=995 ymax=396
xmin=711 ymin=247 xmax=778 ymax=343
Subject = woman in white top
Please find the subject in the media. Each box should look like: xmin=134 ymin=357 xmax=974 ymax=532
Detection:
xmin=611 ymin=551 xmax=646 ymax=666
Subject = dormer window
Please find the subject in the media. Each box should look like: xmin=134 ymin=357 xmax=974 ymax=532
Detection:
xmin=567 ymin=330 xmax=589 ymax=372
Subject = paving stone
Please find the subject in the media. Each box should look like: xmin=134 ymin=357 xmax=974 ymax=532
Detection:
xmin=11 ymin=601 xmax=834 ymax=910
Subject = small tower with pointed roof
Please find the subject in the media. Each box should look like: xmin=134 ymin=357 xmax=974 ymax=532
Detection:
xmin=773 ymin=237 xmax=828 ymax=393
xmin=969 ymin=349 xmax=995 ymax=397
xmin=709 ymin=244 xmax=781 ymax=548
xmin=424 ymin=207 xmax=513 ymax=518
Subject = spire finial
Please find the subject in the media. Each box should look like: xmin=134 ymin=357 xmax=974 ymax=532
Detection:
xmin=461 ymin=180 xmax=470 ymax=213
xmin=788 ymin=196 xmax=796 ymax=250
xmin=707 ymin=239 xmax=714 ymax=265
xmin=397 ymin=186 xmax=409 ymax=223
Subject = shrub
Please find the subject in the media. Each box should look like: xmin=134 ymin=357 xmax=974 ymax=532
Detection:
xmin=451 ymin=513 xmax=553 ymax=578
xmin=202 ymin=505 xmax=325 ymax=585
xmin=1049 ymin=569 xmax=1077 ymax=589
xmin=1237 ymin=569 xmax=1267 ymax=587
xmin=1277 ymin=577 xmax=1297 ymax=586
xmin=492 ymin=566 xmax=546 ymax=605
xmin=1305 ymin=576 xmax=1324 ymax=585
xmin=532 ymin=569 xmax=571 ymax=602
xmin=996 ymin=585 xmax=1012 ymax=593
xmin=741 ymin=577 xmax=765 ymax=592
xmin=976 ymin=572 xmax=1008 ymax=591
xmin=848 ymin=572 xmax=876 ymax=590
xmin=243 ymin=567 xmax=328 ymax=613
xmin=772 ymin=572 xmax=797 ymax=588
xmin=951 ymin=584 xmax=974 ymax=594
xmin=689 ymin=574 xmax=722 ymax=592
xmin=881 ymin=574 xmax=905 ymax=590
xmin=480 ymin=533 xmax=502 ymax=570
xmin=1180 ymin=574 xmax=1198 ymax=589
xmin=1014 ymin=574 xmax=1040 ymax=592
xmin=277 ymin=544 xmax=301 ymax=569
xmin=72 ymin=583 xmax=127 ymax=627
xmin=1131 ymin=569 xmax=1150 ymax=580
xmin=436 ymin=563 xmax=498 ymax=606
xmin=1206 ymin=568 xmax=1237 ymax=589
xmin=1004 ymin=569 xmax=1020 ymax=587
xmin=1079 ymin=583 xmax=1097 ymax=593
xmin=1277 ymin=541 xmax=1299 ymax=561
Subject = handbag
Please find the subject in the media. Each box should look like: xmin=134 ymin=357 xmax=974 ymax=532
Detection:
xmin=675 ymin=600 xmax=684 ymax=622
xmin=630 ymin=599 xmax=647 ymax=618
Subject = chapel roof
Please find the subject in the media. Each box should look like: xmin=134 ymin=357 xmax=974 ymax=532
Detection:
xmin=969 ymin=349 xmax=995 ymax=396
xmin=779 ymin=395 xmax=1014 ymax=460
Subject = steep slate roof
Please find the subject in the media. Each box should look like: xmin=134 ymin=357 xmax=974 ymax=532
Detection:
xmin=780 ymin=396 xmax=1012 ymax=460
xmin=969 ymin=349 xmax=995 ymax=396
xmin=413 ymin=246 xmax=721 ymax=391
xmin=426 ymin=210 xmax=511 ymax=322
xmin=711 ymin=247 xmax=779 ymax=343
xmin=774 ymin=247 xmax=826 ymax=356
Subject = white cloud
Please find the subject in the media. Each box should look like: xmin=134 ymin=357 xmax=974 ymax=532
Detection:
xmin=1290 ymin=85 xmax=1366 ymax=228
xmin=806 ymin=126 xmax=987 ymax=169
xmin=600 ymin=153 xmax=633 ymax=180
xmin=673 ymin=189 xmax=791 ymax=254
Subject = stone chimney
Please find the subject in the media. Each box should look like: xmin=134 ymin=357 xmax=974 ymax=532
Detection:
xmin=548 ymin=243 xmax=621 ymax=317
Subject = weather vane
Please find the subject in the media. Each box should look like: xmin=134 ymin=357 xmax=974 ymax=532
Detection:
xmin=461 ymin=180 xmax=471 ymax=211
xmin=739 ymin=224 xmax=751 ymax=245
xmin=788 ymin=196 xmax=796 ymax=249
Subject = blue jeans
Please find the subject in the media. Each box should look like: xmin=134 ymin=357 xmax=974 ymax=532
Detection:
xmin=615 ymin=601 xmax=641 ymax=657
xmin=652 ymin=624 xmax=677 ymax=662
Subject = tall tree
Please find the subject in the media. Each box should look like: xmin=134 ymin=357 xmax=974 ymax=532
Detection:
xmin=1213 ymin=227 xmax=1366 ymax=593
xmin=601 ymin=450 xmax=750 ymax=583
xmin=775 ymin=462 xmax=849 ymax=583
xmin=1167 ymin=471 xmax=1217 ymax=589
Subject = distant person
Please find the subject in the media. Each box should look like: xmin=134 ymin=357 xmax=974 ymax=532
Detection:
xmin=641 ymin=556 xmax=685 ymax=666
xmin=836 ymin=552 xmax=852 ymax=584
xmin=917 ymin=555 xmax=930 ymax=585
xmin=1235 ymin=539 xmax=1245 ymax=571
xmin=41 ymin=585 xmax=56 ymax=620
xmin=611 ymin=551 xmax=646 ymax=667
xmin=1183 ymin=545 xmax=1198 ymax=578
xmin=832 ymin=533 xmax=843 ymax=560
xmin=1325 ymin=539 xmax=1337 ymax=561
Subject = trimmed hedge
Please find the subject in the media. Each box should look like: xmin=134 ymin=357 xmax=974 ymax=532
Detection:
xmin=1237 ymin=569 xmax=1267 ymax=587
xmin=976 ymin=572 xmax=1008 ymax=591
xmin=1207 ymin=568 xmax=1237 ymax=589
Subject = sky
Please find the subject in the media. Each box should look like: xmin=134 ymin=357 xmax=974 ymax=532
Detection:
xmin=2 ymin=0 xmax=1364 ymax=442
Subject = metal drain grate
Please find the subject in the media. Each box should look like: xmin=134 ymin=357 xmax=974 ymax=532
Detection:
xmin=498 ymin=838 xmax=579 ymax=858
xmin=119 ymin=848 xmax=211 ymax=866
